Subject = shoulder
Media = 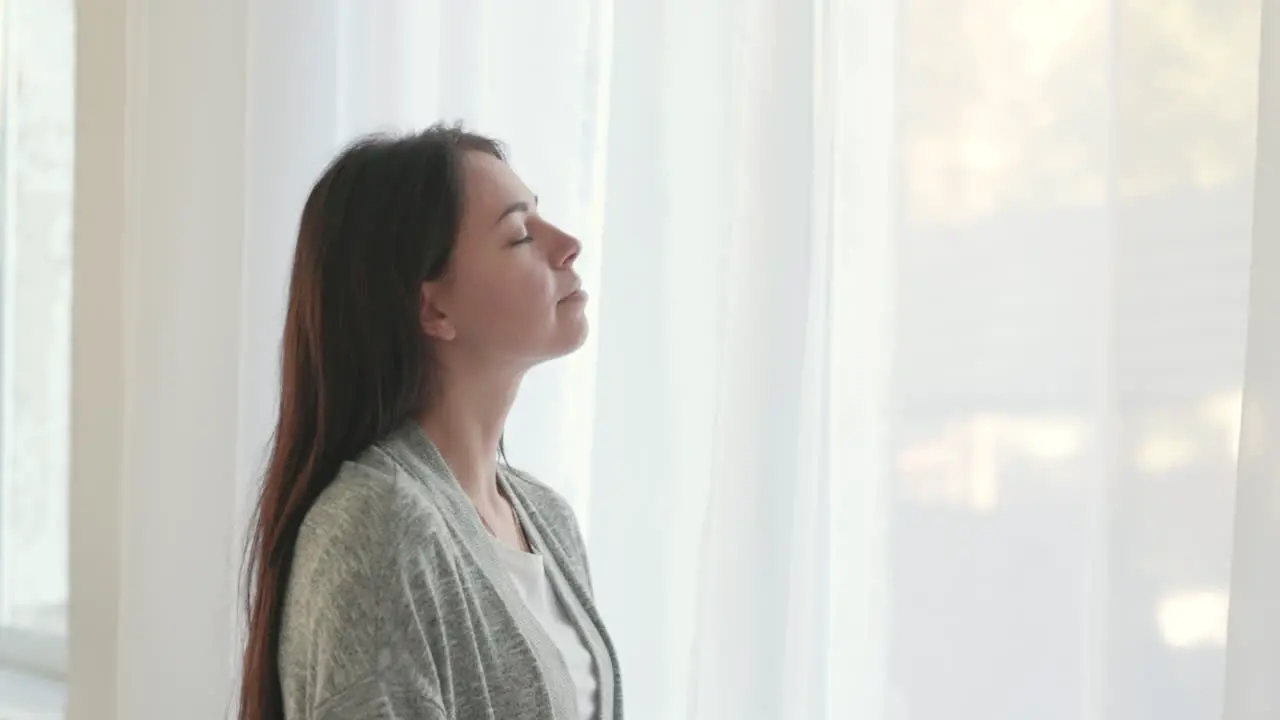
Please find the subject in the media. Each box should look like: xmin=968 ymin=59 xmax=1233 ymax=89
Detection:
xmin=294 ymin=449 xmax=449 ymax=569
xmin=280 ymin=452 xmax=455 ymax=716
xmin=286 ymin=448 xmax=461 ymax=635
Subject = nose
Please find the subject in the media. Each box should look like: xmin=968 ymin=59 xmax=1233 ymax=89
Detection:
xmin=552 ymin=225 xmax=581 ymax=268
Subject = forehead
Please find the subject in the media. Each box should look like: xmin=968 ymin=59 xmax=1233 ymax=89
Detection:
xmin=460 ymin=151 xmax=532 ymax=220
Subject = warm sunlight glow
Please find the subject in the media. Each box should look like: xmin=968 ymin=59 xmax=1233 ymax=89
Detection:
xmin=904 ymin=0 xmax=1258 ymax=223
xmin=1135 ymin=433 xmax=1198 ymax=473
xmin=1020 ymin=420 xmax=1084 ymax=460
xmin=899 ymin=415 xmax=1084 ymax=512
xmin=1200 ymin=389 xmax=1244 ymax=461
xmin=1156 ymin=589 xmax=1229 ymax=649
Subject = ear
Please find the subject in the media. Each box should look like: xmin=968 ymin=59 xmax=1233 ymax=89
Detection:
xmin=419 ymin=282 xmax=457 ymax=342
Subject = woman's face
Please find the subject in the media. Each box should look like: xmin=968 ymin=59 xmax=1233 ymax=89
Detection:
xmin=421 ymin=150 xmax=588 ymax=370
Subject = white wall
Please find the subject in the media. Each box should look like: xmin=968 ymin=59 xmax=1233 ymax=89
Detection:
xmin=73 ymin=0 xmax=247 ymax=715
xmin=70 ymin=0 xmax=316 ymax=717
xmin=68 ymin=0 xmax=127 ymax=714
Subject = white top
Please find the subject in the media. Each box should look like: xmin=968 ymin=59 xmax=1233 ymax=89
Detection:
xmin=493 ymin=540 xmax=600 ymax=720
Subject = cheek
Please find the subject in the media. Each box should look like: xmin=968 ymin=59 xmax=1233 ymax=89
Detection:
xmin=491 ymin=265 xmax=557 ymax=315
xmin=456 ymin=264 xmax=558 ymax=337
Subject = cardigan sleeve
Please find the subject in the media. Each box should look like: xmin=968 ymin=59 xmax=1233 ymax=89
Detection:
xmin=315 ymin=675 xmax=449 ymax=720
xmin=280 ymin=463 xmax=453 ymax=720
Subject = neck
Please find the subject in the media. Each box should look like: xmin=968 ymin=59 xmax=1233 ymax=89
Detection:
xmin=417 ymin=368 xmax=521 ymax=507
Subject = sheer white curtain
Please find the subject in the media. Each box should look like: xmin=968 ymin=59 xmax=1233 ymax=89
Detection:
xmin=523 ymin=1 xmax=1264 ymax=718
xmin=73 ymin=0 xmax=1279 ymax=718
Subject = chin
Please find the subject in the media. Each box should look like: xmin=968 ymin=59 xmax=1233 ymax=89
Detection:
xmin=559 ymin=316 xmax=590 ymax=355
xmin=539 ymin=316 xmax=589 ymax=363
xmin=517 ymin=310 xmax=589 ymax=368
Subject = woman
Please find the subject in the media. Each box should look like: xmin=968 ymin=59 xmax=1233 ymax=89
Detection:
xmin=239 ymin=125 xmax=622 ymax=720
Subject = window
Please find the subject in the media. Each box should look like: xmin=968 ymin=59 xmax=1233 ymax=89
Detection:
xmin=0 ymin=0 xmax=74 ymax=679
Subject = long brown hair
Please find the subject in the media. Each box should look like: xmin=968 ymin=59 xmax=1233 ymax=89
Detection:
xmin=238 ymin=125 xmax=504 ymax=720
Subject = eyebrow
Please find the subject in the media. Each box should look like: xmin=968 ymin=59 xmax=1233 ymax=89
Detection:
xmin=494 ymin=196 xmax=539 ymax=225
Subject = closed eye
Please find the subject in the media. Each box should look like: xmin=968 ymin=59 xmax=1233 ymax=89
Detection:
xmin=510 ymin=234 xmax=534 ymax=246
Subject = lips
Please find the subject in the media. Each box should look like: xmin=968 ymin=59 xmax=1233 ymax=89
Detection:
xmin=560 ymin=287 xmax=588 ymax=303
xmin=560 ymin=279 xmax=587 ymax=303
